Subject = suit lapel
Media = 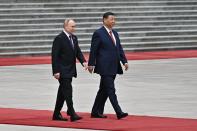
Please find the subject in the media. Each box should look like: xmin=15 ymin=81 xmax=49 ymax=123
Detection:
xmin=101 ymin=27 xmax=113 ymax=45
xmin=101 ymin=26 xmax=117 ymax=46
xmin=61 ymin=32 xmax=75 ymax=51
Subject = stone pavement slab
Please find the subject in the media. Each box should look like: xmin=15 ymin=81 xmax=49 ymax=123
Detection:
xmin=0 ymin=58 xmax=197 ymax=130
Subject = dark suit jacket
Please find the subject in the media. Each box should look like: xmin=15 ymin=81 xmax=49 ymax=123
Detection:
xmin=52 ymin=31 xmax=86 ymax=78
xmin=88 ymin=26 xmax=127 ymax=75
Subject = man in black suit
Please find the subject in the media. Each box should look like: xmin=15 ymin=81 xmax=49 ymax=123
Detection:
xmin=88 ymin=12 xmax=129 ymax=119
xmin=51 ymin=19 xmax=87 ymax=122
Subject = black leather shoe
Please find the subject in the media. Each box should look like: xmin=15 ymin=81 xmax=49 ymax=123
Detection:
xmin=117 ymin=112 xmax=128 ymax=119
xmin=70 ymin=114 xmax=82 ymax=122
xmin=91 ymin=113 xmax=107 ymax=118
xmin=52 ymin=113 xmax=68 ymax=121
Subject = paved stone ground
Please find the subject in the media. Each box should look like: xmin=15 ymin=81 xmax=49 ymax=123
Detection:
xmin=0 ymin=58 xmax=197 ymax=131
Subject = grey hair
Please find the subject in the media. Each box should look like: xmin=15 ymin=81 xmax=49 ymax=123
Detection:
xmin=63 ymin=18 xmax=73 ymax=27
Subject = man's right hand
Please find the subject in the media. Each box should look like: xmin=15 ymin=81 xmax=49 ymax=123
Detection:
xmin=54 ymin=73 xmax=60 ymax=79
xmin=88 ymin=66 xmax=94 ymax=74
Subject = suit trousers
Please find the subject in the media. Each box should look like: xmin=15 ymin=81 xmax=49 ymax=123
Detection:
xmin=54 ymin=78 xmax=75 ymax=115
xmin=91 ymin=75 xmax=123 ymax=115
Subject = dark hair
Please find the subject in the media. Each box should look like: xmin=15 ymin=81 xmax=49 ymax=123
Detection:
xmin=103 ymin=12 xmax=115 ymax=19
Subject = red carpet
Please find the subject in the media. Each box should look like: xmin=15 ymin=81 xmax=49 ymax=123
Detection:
xmin=0 ymin=108 xmax=197 ymax=131
xmin=0 ymin=50 xmax=197 ymax=66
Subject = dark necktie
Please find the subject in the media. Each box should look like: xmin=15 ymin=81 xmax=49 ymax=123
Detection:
xmin=69 ymin=35 xmax=74 ymax=49
xmin=109 ymin=31 xmax=115 ymax=45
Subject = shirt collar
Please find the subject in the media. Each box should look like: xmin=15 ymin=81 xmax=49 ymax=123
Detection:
xmin=63 ymin=29 xmax=71 ymax=38
xmin=104 ymin=26 xmax=112 ymax=33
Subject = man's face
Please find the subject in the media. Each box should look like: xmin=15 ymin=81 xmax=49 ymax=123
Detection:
xmin=104 ymin=15 xmax=115 ymax=29
xmin=65 ymin=20 xmax=76 ymax=33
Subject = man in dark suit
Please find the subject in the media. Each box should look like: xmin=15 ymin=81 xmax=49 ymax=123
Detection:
xmin=88 ymin=12 xmax=129 ymax=119
xmin=51 ymin=19 xmax=87 ymax=122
